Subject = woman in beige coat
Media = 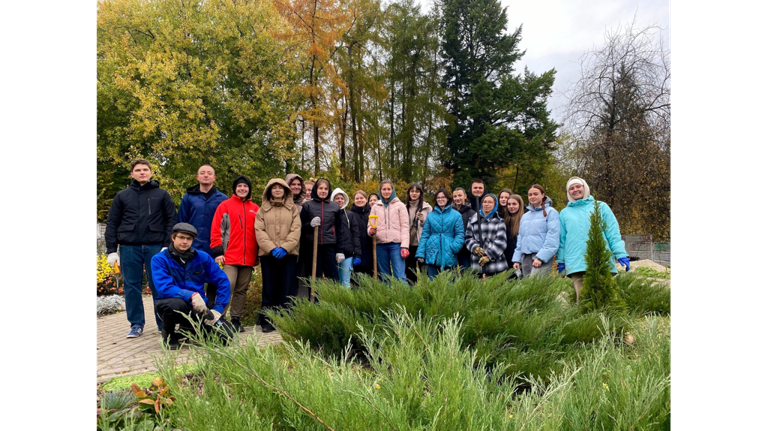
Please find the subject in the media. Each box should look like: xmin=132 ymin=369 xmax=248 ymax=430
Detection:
xmin=254 ymin=178 xmax=301 ymax=332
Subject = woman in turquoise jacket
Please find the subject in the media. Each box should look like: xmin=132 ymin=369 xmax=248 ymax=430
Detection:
xmin=415 ymin=189 xmax=465 ymax=280
xmin=556 ymin=177 xmax=630 ymax=302
xmin=512 ymin=184 xmax=560 ymax=277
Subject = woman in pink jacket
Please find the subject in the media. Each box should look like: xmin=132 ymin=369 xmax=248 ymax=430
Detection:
xmin=367 ymin=180 xmax=410 ymax=283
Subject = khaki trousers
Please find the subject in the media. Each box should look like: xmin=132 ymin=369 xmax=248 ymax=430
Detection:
xmin=223 ymin=265 xmax=254 ymax=319
xmin=570 ymin=272 xmax=585 ymax=303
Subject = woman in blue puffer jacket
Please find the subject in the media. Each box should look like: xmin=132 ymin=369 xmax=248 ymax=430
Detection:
xmin=556 ymin=177 xmax=629 ymax=302
xmin=415 ymin=188 xmax=465 ymax=280
xmin=512 ymin=184 xmax=560 ymax=277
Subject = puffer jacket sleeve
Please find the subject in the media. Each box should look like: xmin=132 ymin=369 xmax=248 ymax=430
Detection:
xmin=450 ymin=212 xmax=465 ymax=254
xmin=397 ymin=203 xmax=410 ymax=249
xmin=600 ymin=202 xmax=628 ymax=259
xmin=104 ymin=192 xmax=124 ymax=254
xmin=535 ymin=209 xmax=561 ymax=263
xmin=556 ymin=211 xmax=567 ymax=263
xmin=415 ymin=215 xmax=432 ymax=259
xmin=283 ymin=206 xmax=302 ymax=255
xmin=161 ymin=192 xmax=178 ymax=248
xmin=350 ymin=213 xmax=362 ymax=258
xmin=253 ymin=209 xmax=277 ymax=254
xmin=512 ymin=219 xmax=524 ymax=263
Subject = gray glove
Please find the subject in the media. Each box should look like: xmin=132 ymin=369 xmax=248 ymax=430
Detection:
xmin=336 ymin=253 xmax=345 ymax=264
xmin=107 ymin=252 xmax=119 ymax=266
xmin=417 ymin=257 xmax=425 ymax=264
xmin=310 ymin=217 xmax=321 ymax=227
xmin=190 ymin=293 xmax=208 ymax=313
xmin=204 ymin=309 xmax=221 ymax=326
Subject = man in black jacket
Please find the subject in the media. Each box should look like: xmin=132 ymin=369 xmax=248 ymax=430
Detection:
xmin=105 ymin=159 xmax=178 ymax=338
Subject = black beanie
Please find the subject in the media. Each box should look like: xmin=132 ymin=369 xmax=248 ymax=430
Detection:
xmin=232 ymin=175 xmax=252 ymax=200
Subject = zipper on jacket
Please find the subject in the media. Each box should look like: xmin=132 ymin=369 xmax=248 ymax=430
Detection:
xmin=241 ymin=200 xmax=246 ymax=264
xmin=320 ymin=201 xmax=324 ymax=245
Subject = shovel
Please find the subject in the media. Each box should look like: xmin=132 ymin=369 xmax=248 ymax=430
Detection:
xmin=311 ymin=226 xmax=318 ymax=301
xmin=368 ymin=215 xmax=379 ymax=280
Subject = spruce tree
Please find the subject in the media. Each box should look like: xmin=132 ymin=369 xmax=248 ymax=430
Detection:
xmin=579 ymin=199 xmax=626 ymax=314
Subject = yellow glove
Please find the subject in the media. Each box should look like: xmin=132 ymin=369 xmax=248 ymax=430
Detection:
xmin=478 ymin=256 xmax=490 ymax=266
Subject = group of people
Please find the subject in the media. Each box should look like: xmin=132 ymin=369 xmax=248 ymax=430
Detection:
xmin=104 ymin=158 xmax=631 ymax=349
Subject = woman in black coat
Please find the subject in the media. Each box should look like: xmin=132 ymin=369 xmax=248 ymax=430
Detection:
xmin=349 ymin=190 xmax=375 ymax=282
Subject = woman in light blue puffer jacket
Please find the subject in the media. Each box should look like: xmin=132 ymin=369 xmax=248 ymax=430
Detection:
xmin=512 ymin=184 xmax=560 ymax=277
xmin=555 ymin=177 xmax=629 ymax=302
xmin=415 ymin=189 xmax=465 ymax=280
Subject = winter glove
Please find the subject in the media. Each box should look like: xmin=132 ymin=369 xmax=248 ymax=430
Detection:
xmin=190 ymin=293 xmax=208 ymax=313
xmin=310 ymin=217 xmax=322 ymax=227
xmin=473 ymin=247 xmax=486 ymax=257
xmin=204 ymin=309 xmax=221 ymax=326
xmin=400 ymin=248 xmax=410 ymax=259
xmin=618 ymin=257 xmax=630 ymax=271
xmin=272 ymin=247 xmax=287 ymax=259
xmin=353 ymin=257 xmax=361 ymax=266
xmin=478 ymin=256 xmax=491 ymax=267
xmin=336 ymin=253 xmax=345 ymax=264
xmin=107 ymin=252 xmax=120 ymax=266
xmin=557 ymin=263 xmax=565 ymax=273
xmin=416 ymin=257 xmax=425 ymax=264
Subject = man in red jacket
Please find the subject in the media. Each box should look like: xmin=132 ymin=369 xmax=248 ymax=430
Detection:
xmin=210 ymin=175 xmax=260 ymax=333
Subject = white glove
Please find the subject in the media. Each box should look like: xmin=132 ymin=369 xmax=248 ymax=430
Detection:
xmin=204 ymin=309 xmax=221 ymax=326
xmin=190 ymin=293 xmax=208 ymax=313
xmin=107 ymin=252 xmax=119 ymax=266
xmin=310 ymin=217 xmax=321 ymax=227
xmin=336 ymin=253 xmax=345 ymax=264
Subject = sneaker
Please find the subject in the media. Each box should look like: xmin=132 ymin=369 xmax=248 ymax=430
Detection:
xmin=231 ymin=317 xmax=245 ymax=333
xmin=126 ymin=325 xmax=144 ymax=338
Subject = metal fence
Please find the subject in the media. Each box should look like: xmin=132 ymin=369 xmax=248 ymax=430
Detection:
xmin=621 ymin=234 xmax=670 ymax=267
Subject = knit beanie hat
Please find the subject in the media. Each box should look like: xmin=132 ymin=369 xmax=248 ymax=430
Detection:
xmin=566 ymin=177 xmax=591 ymax=202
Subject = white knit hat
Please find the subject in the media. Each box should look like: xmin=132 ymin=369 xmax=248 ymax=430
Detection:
xmin=566 ymin=177 xmax=591 ymax=202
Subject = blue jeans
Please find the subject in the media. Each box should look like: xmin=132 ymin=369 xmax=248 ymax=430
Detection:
xmin=376 ymin=243 xmax=406 ymax=283
xmin=119 ymin=244 xmax=163 ymax=330
xmin=427 ymin=264 xmax=444 ymax=280
xmin=338 ymin=257 xmax=354 ymax=288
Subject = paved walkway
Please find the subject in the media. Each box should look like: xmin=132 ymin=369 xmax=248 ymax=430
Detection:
xmin=97 ymin=295 xmax=283 ymax=384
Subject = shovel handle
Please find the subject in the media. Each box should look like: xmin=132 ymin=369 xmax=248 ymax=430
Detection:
xmin=311 ymin=226 xmax=319 ymax=301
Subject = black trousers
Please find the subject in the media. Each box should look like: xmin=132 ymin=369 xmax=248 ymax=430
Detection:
xmin=155 ymin=298 xmax=236 ymax=344
xmin=293 ymin=239 xmax=312 ymax=299
xmin=261 ymin=254 xmax=297 ymax=313
xmin=405 ymin=245 xmax=423 ymax=284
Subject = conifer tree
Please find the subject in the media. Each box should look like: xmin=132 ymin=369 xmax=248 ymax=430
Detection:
xmin=579 ymin=199 xmax=626 ymax=313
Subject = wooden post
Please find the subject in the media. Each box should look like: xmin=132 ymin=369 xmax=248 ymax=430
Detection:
xmin=311 ymin=226 xmax=319 ymax=301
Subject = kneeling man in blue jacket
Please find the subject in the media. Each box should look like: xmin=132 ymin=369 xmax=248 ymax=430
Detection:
xmin=151 ymin=222 xmax=235 ymax=349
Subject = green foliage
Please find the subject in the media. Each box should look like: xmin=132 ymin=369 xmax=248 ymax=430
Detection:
xmin=615 ymin=272 xmax=670 ymax=315
xmin=635 ymin=266 xmax=671 ymax=279
xmin=579 ymin=200 xmax=626 ymax=313
xmin=157 ymin=308 xmax=669 ymax=430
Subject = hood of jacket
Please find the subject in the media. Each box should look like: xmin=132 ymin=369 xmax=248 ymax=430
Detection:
xmin=310 ymin=178 xmax=332 ymax=202
xmin=566 ymin=195 xmax=594 ymax=208
xmin=330 ymin=188 xmax=350 ymax=209
xmin=184 ymin=183 xmax=221 ymax=199
xmin=526 ymin=195 xmax=553 ymax=212
xmin=285 ymin=173 xmax=306 ymax=203
xmin=378 ymin=181 xmax=398 ymax=207
xmin=261 ymin=178 xmax=294 ymax=211
xmin=232 ymin=175 xmax=253 ymax=200
xmin=478 ymin=193 xmax=499 ymax=220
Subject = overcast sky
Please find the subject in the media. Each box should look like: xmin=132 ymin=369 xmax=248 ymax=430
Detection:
xmin=420 ymin=0 xmax=670 ymax=124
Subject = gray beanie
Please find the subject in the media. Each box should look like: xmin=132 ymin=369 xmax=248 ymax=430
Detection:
xmin=172 ymin=222 xmax=198 ymax=237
